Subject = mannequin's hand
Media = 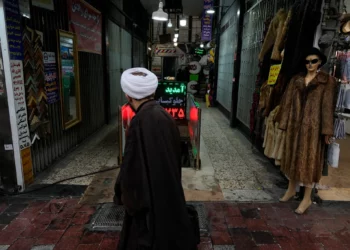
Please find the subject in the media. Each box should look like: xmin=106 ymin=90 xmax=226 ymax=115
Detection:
xmin=325 ymin=135 xmax=332 ymax=145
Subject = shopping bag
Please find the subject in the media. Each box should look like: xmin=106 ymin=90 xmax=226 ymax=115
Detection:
xmin=327 ymin=142 xmax=340 ymax=168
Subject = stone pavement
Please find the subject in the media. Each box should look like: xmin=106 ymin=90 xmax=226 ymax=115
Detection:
xmin=0 ymin=197 xmax=349 ymax=250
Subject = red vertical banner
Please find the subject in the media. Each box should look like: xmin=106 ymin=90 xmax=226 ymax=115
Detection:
xmin=67 ymin=0 xmax=102 ymax=55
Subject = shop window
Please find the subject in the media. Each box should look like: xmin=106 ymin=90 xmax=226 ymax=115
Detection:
xmin=57 ymin=30 xmax=82 ymax=130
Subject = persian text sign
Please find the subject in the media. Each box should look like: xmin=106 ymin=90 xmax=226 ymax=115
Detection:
xmin=43 ymin=52 xmax=59 ymax=104
xmin=4 ymin=0 xmax=23 ymax=60
xmin=67 ymin=0 xmax=102 ymax=54
xmin=155 ymin=81 xmax=187 ymax=120
xmin=202 ymin=0 xmax=214 ymax=41
xmin=267 ymin=64 xmax=281 ymax=85
xmin=11 ymin=60 xmax=31 ymax=150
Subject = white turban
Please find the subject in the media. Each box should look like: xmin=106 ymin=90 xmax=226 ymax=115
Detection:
xmin=121 ymin=68 xmax=158 ymax=99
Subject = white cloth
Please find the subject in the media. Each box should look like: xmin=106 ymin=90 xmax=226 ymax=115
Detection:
xmin=121 ymin=68 xmax=158 ymax=99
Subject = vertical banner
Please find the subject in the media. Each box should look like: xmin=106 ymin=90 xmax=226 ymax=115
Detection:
xmin=4 ymin=0 xmax=23 ymax=60
xmin=11 ymin=60 xmax=31 ymax=150
xmin=43 ymin=52 xmax=59 ymax=104
xmin=201 ymin=0 xmax=214 ymax=41
xmin=21 ymin=148 xmax=34 ymax=185
xmin=67 ymin=0 xmax=102 ymax=54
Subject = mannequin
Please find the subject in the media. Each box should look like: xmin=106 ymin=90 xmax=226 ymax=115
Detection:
xmin=276 ymin=47 xmax=336 ymax=214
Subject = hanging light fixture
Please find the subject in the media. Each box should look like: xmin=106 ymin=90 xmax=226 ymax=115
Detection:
xmin=173 ymin=37 xmax=178 ymax=42
xmin=174 ymin=42 xmax=178 ymax=47
xmin=200 ymin=43 xmax=204 ymax=48
xmin=168 ymin=19 xmax=173 ymax=27
xmin=206 ymin=8 xmax=215 ymax=14
xmin=180 ymin=16 xmax=187 ymax=27
xmin=152 ymin=1 xmax=168 ymax=21
xmin=174 ymin=33 xmax=179 ymax=38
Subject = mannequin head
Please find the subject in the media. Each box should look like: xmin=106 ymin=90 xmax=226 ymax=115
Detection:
xmin=305 ymin=54 xmax=322 ymax=73
xmin=304 ymin=48 xmax=327 ymax=74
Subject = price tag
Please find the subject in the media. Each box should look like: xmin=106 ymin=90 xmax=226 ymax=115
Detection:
xmin=267 ymin=64 xmax=282 ymax=85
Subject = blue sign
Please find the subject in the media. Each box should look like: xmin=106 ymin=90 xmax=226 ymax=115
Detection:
xmin=4 ymin=0 xmax=23 ymax=60
xmin=201 ymin=0 xmax=214 ymax=42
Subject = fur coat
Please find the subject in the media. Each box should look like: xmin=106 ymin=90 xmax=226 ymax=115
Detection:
xmin=276 ymin=72 xmax=336 ymax=185
xmin=263 ymin=106 xmax=285 ymax=166
xmin=258 ymin=9 xmax=288 ymax=62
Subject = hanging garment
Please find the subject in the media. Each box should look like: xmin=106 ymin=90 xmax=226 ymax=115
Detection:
xmin=263 ymin=106 xmax=280 ymax=158
xmin=258 ymin=81 xmax=272 ymax=113
xmin=262 ymin=106 xmax=286 ymax=166
xmin=259 ymin=9 xmax=288 ymax=62
xmin=336 ymin=84 xmax=346 ymax=110
xmin=333 ymin=118 xmax=346 ymax=139
xmin=280 ymin=0 xmax=323 ymax=82
xmin=276 ymin=71 xmax=337 ymax=185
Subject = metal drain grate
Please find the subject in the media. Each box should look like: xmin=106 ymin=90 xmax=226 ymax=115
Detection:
xmin=188 ymin=203 xmax=209 ymax=235
xmin=88 ymin=203 xmax=125 ymax=232
xmin=88 ymin=202 xmax=209 ymax=235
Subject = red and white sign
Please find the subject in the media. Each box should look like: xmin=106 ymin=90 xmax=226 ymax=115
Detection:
xmin=155 ymin=45 xmax=185 ymax=57
xmin=67 ymin=0 xmax=102 ymax=54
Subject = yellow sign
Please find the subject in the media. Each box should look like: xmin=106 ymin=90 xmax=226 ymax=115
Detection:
xmin=267 ymin=64 xmax=282 ymax=85
xmin=21 ymin=148 xmax=34 ymax=185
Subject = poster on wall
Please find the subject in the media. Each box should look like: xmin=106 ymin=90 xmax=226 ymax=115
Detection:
xmin=10 ymin=60 xmax=31 ymax=150
xmin=202 ymin=0 xmax=214 ymax=41
xmin=4 ymin=0 xmax=23 ymax=60
xmin=32 ymin=0 xmax=54 ymax=11
xmin=43 ymin=52 xmax=59 ymax=104
xmin=67 ymin=0 xmax=102 ymax=54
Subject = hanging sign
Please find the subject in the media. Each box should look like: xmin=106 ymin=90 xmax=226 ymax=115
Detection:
xmin=32 ymin=0 xmax=54 ymax=10
xmin=11 ymin=60 xmax=31 ymax=150
xmin=4 ymin=0 xmax=23 ymax=60
xmin=67 ymin=0 xmax=102 ymax=54
xmin=155 ymin=46 xmax=177 ymax=57
xmin=267 ymin=64 xmax=282 ymax=85
xmin=201 ymin=0 xmax=214 ymax=41
xmin=155 ymin=81 xmax=187 ymax=120
xmin=43 ymin=52 xmax=59 ymax=104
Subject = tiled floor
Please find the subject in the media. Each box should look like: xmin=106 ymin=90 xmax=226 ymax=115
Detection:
xmin=0 ymin=197 xmax=349 ymax=250
xmin=32 ymin=106 xmax=286 ymax=204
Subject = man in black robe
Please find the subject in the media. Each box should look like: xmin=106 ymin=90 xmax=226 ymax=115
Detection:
xmin=115 ymin=68 xmax=197 ymax=250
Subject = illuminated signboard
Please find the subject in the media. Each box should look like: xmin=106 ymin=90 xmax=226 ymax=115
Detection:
xmin=195 ymin=48 xmax=205 ymax=55
xmin=155 ymin=81 xmax=187 ymax=120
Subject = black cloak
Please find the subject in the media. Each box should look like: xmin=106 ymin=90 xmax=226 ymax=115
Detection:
xmin=115 ymin=100 xmax=196 ymax=250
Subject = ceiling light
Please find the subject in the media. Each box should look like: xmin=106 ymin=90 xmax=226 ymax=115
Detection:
xmin=180 ymin=17 xmax=187 ymax=27
xmin=152 ymin=2 xmax=168 ymax=21
xmin=174 ymin=33 xmax=179 ymax=38
xmin=173 ymin=37 xmax=178 ymax=42
xmin=168 ymin=19 xmax=173 ymax=27
xmin=174 ymin=42 xmax=178 ymax=47
xmin=206 ymin=8 xmax=215 ymax=14
xmin=200 ymin=43 xmax=204 ymax=48
xmin=148 ymin=47 xmax=152 ymax=51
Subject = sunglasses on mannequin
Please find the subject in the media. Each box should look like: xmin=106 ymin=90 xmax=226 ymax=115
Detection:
xmin=305 ymin=59 xmax=319 ymax=65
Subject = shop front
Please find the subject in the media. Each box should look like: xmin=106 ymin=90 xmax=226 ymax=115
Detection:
xmin=316 ymin=0 xmax=350 ymax=201
xmin=240 ymin=0 xmax=350 ymax=202
xmin=0 ymin=0 xmax=107 ymax=191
